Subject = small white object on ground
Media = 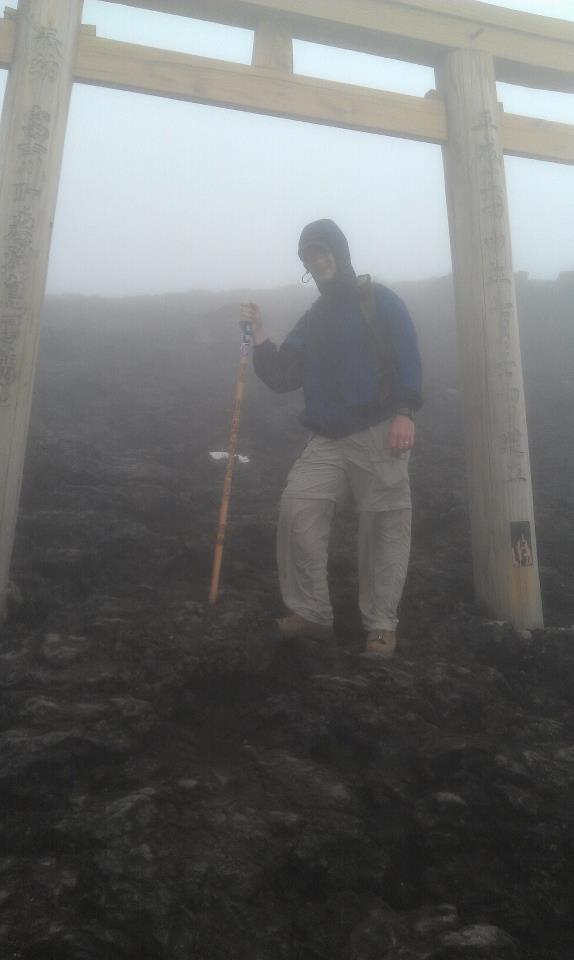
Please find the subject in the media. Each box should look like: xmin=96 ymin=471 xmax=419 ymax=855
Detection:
xmin=209 ymin=452 xmax=250 ymax=464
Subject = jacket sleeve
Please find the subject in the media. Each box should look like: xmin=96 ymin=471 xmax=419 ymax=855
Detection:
xmin=380 ymin=289 xmax=423 ymax=411
xmin=252 ymin=318 xmax=305 ymax=394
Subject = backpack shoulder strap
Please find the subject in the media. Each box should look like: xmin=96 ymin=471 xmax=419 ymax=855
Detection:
xmin=357 ymin=275 xmax=389 ymax=361
xmin=356 ymin=274 xmax=396 ymax=401
xmin=356 ymin=274 xmax=376 ymax=326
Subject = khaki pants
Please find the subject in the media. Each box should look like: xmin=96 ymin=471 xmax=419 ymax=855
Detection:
xmin=277 ymin=420 xmax=412 ymax=632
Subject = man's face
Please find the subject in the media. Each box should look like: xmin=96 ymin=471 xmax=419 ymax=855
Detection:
xmin=302 ymin=243 xmax=338 ymax=285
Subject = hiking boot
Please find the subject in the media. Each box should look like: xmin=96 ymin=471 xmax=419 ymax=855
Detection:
xmin=276 ymin=613 xmax=334 ymax=641
xmin=365 ymin=630 xmax=397 ymax=659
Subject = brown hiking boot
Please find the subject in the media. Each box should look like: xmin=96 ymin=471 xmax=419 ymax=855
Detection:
xmin=276 ymin=613 xmax=334 ymax=641
xmin=365 ymin=630 xmax=397 ymax=659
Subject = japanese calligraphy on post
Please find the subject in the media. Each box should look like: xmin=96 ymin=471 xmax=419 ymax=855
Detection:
xmin=0 ymin=21 xmax=63 ymax=404
xmin=473 ymin=108 xmax=528 ymax=488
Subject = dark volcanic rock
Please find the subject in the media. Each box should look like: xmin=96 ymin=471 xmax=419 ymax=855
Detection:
xmin=430 ymin=923 xmax=519 ymax=959
xmin=0 ymin=281 xmax=573 ymax=958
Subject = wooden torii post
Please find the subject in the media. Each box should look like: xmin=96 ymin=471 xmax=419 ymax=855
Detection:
xmin=0 ymin=0 xmax=573 ymax=628
xmin=0 ymin=0 xmax=84 ymax=618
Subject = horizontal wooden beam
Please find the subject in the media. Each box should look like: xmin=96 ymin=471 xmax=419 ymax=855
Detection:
xmin=394 ymin=0 xmax=574 ymax=42
xmin=73 ymin=32 xmax=447 ymax=142
xmin=2 ymin=21 xmax=572 ymax=166
xmin=72 ymin=33 xmax=574 ymax=166
xmin=503 ymin=111 xmax=574 ymax=167
xmin=102 ymin=0 xmax=574 ymax=94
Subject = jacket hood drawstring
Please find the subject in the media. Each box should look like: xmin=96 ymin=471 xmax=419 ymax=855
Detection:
xmin=298 ymin=219 xmax=357 ymax=294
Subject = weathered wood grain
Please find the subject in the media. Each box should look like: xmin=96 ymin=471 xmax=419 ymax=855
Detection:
xmin=0 ymin=0 xmax=84 ymax=620
xmin=73 ymin=34 xmax=448 ymax=143
xmin=252 ymin=15 xmax=293 ymax=71
xmin=106 ymin=0 xmax=574 ymax=93
xmin=438 ymin=48 xmax=544 ymax=629
xmin=72 ymin=33 xmax=574 ymax=165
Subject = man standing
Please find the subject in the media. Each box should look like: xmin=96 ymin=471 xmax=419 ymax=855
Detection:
xmin=245 ymin=220 xmax=422 ymax=658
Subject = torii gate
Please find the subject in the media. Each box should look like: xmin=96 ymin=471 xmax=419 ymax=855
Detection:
xmin=0 ymin=0 xmax=573 ymax=628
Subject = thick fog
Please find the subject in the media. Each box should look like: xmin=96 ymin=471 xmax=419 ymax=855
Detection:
xmin=1 ymin=8 xmax=574 ymax=949
xmin=0 ymin=0 xmax=572 ymax=295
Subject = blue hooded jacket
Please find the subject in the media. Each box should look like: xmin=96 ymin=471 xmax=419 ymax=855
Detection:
xmin=254 ymin=220 xmax=422 ymax=438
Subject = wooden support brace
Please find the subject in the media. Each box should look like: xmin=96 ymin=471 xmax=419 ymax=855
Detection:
xmin=252 ymin=15 xmax=293 ymax=72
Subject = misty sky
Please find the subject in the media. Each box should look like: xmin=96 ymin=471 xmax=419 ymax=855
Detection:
xmin=1 ymin=0 xmax=573 ymax=296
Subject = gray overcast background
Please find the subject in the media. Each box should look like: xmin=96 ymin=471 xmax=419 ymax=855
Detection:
xmin=1 ymin=0 xmax=573 ymax=296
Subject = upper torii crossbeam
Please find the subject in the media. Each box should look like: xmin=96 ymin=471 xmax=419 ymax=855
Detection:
xmin=0 ymin=0 xmax=573 ymax=627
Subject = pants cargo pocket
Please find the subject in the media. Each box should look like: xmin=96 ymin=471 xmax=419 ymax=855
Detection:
xmin=366 ymin=453 xmax=411 ymax=511
xmin=356 ymin=423 xmax=412 ymax=511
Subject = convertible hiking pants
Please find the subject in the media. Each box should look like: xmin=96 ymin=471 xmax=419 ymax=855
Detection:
xmin=277 ymin=420 xmax=412 ymax=632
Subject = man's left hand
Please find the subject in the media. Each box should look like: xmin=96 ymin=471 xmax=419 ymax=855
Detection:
xmin=388 ymin=415 xmax=415 ymax=457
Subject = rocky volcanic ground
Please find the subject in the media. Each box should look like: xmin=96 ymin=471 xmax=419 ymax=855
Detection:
xmin=0 ymin=287 xmax=573 ymax=959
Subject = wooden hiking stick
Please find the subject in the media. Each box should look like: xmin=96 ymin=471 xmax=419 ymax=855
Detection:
xmin=209 ymin=316 xmax=252 ymax=605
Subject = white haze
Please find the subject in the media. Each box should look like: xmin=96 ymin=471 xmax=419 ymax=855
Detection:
xmin=0 ymin=0 xmax=572 ymax=296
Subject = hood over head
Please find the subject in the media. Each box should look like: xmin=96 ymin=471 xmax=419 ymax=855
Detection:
xmin=298 ymin=220 xmax=356 ymax=292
